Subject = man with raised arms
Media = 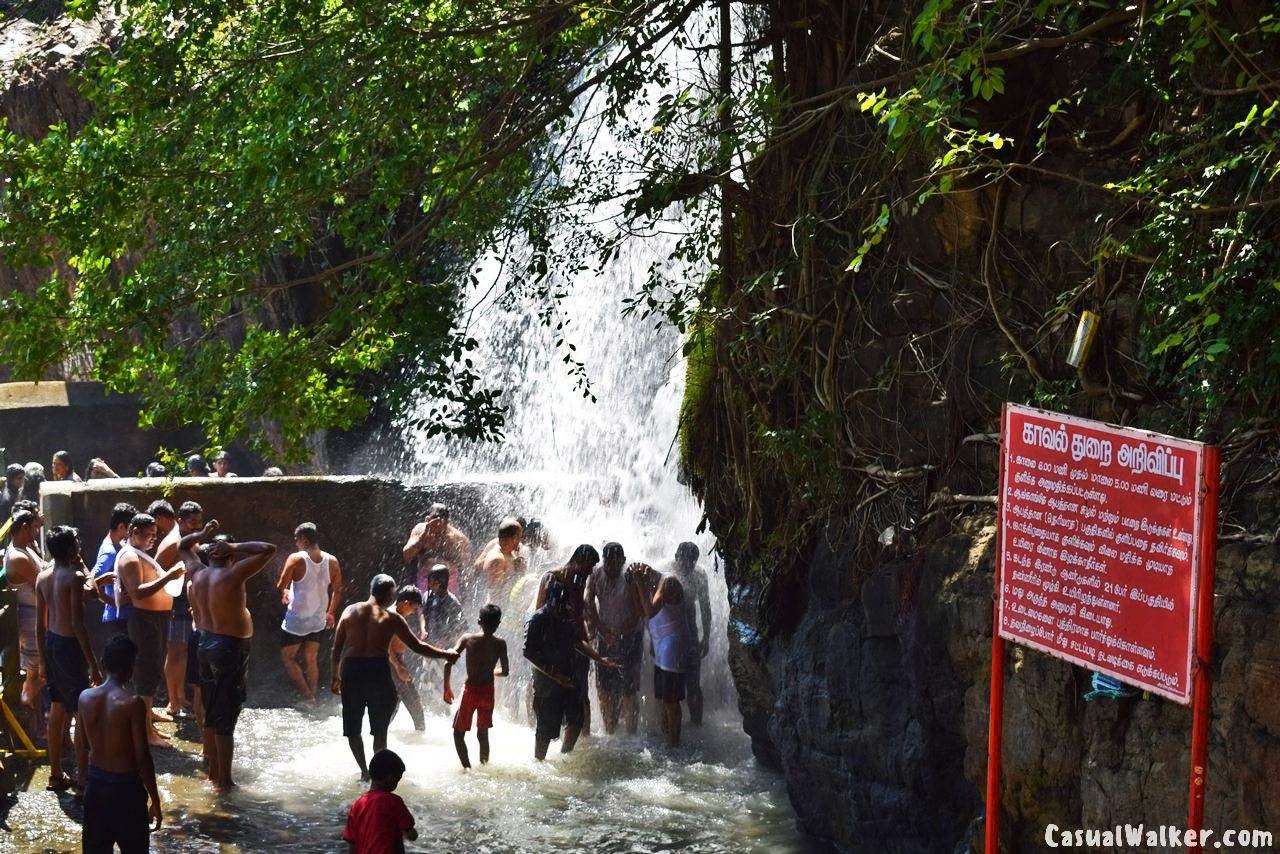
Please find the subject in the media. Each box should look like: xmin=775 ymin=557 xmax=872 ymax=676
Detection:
xmin=276 ymin=522 xmax=343 ymax=704
xmin=115 ymin=513 xmax=185 ymax=746
xmin=402 ymin=503 xmax=470 ymax=597
xmin=331 ymin=574 xmax=458 ymax=780
xmin=35 ymin=525 xmax=100 ymax=791
xmin=190 ymin=535 xmax=277 ymax=792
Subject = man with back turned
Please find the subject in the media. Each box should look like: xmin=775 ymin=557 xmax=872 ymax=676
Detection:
xmin=332 ymin=574 xmax=458 ymax=779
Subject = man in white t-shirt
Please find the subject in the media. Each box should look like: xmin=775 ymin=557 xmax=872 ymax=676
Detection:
xmin=276 ymin=522 xmax=343 ymax=703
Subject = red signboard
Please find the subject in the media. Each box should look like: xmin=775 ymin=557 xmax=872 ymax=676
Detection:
xmin=997 ymin=404 xmax=1208 ymax=703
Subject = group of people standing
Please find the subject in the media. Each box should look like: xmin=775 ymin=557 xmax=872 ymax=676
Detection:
xmin=3 ymin=493 xmax=715 ymax=852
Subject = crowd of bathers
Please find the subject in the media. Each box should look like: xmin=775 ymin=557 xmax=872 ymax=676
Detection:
xmin=0 ymin=450 xmax=284 ymax=510
xmin=2 ymin=491 xmax=714 ymax=852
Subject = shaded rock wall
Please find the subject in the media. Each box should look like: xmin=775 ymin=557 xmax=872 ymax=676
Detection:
xmin=729 ymin=518 xmax=1280 ymax=852
xmin=40 ymin=477 xmax=521 ymax=705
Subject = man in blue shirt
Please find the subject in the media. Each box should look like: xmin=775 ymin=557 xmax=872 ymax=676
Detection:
xmin=94 ymin=503 xmax=137 ymax=637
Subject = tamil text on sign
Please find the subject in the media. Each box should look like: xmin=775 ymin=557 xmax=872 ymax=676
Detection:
xmin=997 ymin=404 xmax=1207 ymax=703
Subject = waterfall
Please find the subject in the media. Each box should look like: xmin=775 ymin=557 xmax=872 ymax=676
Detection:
xmin=393 ymin=22 xmax=734 ymax=709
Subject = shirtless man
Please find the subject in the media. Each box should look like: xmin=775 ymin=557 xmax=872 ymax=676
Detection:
xmin=471 ymin=517 xmax=524 ymax=606
xmin=331 ymin=574 xmax=458 ymax=779
xmin=154 ymin=501 xmax=202 ymax=718
xmin=35 ymin=525 xmax=101 ymax=790
xmin=584 ymin=543 xmax=647 ymax=735
xmin=177 ymin=519 xmax=219 ymax=754
xmin=443 ymin=604 xmax=509 ymax=768
xmin=534 ymin=544 xmax=599 ymax=737
xmin=276 ymin=522 xmax=343 ymax=704
xmin=402 ymin=503 xmax=470 ymax=597
xmin=5 ymin=509 xmax=45 ymax=710
xmin=75 ymin=635 xmax=163 ymax=852
xmin=189 ymin=535 xmax=275 ymax=792
xmin=116 ymin=513 xmax=185 ymax=746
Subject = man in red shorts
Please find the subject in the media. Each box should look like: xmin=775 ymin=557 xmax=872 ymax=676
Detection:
xmin=443 ymin=604 xmax=508 ymax=768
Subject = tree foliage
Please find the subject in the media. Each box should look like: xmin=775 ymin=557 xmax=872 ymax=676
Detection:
xmin=0 ymin=0 xmax=697 ymax=459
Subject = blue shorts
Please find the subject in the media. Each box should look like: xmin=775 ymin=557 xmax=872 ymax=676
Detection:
xmin=168 ymin=614 xmax=193 ymax=644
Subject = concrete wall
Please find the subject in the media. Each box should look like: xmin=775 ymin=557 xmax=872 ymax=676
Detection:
xmin=40 ymin=476 xmax=525 ymax=705
xmin=0 ymin=381 xmax=213 ymax=477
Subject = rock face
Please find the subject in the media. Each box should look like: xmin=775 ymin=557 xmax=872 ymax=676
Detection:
xmin=729 ymin=518 xmax=1280 ymax=852
xmin=40 ymin=476 xmax=522 ymax=704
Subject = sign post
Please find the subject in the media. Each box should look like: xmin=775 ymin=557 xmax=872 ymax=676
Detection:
xmin=986 ymin=404 xmax=1218 ymax=853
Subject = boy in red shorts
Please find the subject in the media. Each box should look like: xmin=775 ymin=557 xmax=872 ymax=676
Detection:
xmin=443 ymin=604 xmax=508 ymax=768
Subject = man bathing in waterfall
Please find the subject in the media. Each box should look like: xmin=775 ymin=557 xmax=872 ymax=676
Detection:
xmin=524 ymin=578 xmax=619 ymax=760
xmin=443 ymin=604 xmax=508 ymax=768
xmin=116 ymin=513 xmax=186 ymax=746
xmin=276 ymin=522 xmax=343 ymax=704
xmin=668 ymin=542 xmax=712 ymax=726
xmin=76 ymin=635 xmax=163 ymax=852
xmin=5 ymin=509 xmax=45 ymax=714
xmin=535 ymin=544 xmax=599 ymax=737
xmin=191 ymin=535 xmax=277 ymax=792
xmin=35 ymin=525 xmax=100 ymax=791
xmin=585 ymin=542 xmax=646 ymax=735
xmin=402 ymin=503 xmax=470 ymax=597
xmin=332 ymin=574 xmax=458 ymax=780
xmin=178 ymin=517 xmax=220 ymax=755
xmin=154 ymin=501 xmax=204 ymax=719
xmin=472 ymin=516 xmax=524 ymax=607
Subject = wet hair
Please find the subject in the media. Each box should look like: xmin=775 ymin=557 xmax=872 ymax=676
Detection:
xmin=10 ymin=509 xmax=37 ymax=531
xmin=186 ymin=455 xmax=209 ymax=476
xmin=675 ymin=542 xmax=700 ymax=563
xmin=110 ymin=502 xmax=138 ymax=530
xmin=478 ymin=604 xmax=502 ymax=631
xmin=370 ymin=573 xmax=397 ymax=604
xmin=146 ymin=500 xmax=175 ymax=520
xmin=294 ymin=522 xmax=319 ymax=546
xmin=145 ymin=462 xmax=166 ymax=478
xmin=660 ymin=575 xmax=686 ymax=605
xmin=129 ymin=512 xmax=156 ymax=532
xmin=498 ymin=517 xmax=522 ymax=539
xmin=22 ymin=463 xmax=43 ymax=501
xmin=396 ymin=585 xmax=423 ymax=606
xmin=368 ymin=749 xmax=405 ymax=783
xmin=516 ymin=516 xmax=528 ymax=529
xmin=602 ymin=542 xmax=624 ymax=563
xmin=48 ymin=525 xmax=79 ymax=564
xmin=12 ymin=499 xmax=38 ymax=516
xmin=425 ymin=502 xmax=450 ymax=522
xmin=177 ymin=501 xmax=203 ymax=520
xmin=428 ymin=565 xmax=450 ymax=587
xmin=524 ymin=519 xmax=544 ymax=543
xmin=102 ymin=634 xmax=138 ymax=678
xmin=568 ymin=543 xmax=599 ymax=569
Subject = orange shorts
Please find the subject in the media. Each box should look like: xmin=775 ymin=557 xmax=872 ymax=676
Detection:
xmin=452 ymin=683 xmax=495 ymax=732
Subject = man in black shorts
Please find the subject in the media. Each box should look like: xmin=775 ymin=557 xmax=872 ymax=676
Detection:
xmin=190 ymin=535 xmax=277 ymax=792
xmin=331 ymin=574 xmax=457 ymax=779
xmin=524 ymin=580 xmax=618 ymax=760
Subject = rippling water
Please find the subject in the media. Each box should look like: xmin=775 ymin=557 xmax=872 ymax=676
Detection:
xmin=8 ymin=704 xmax=805 ymax=853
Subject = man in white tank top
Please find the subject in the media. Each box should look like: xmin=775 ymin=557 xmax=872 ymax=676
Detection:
xmin=275 ymin=522 xmax=343 ymax=703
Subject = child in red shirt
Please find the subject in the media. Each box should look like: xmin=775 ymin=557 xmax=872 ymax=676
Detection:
xmin=343 ymin=749 xmax=417 ymax=853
